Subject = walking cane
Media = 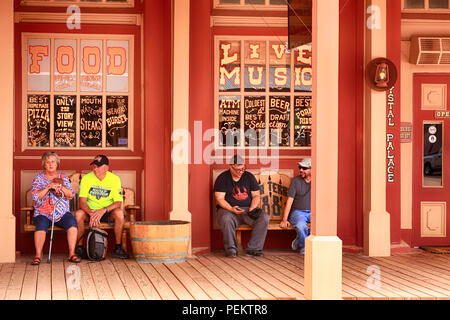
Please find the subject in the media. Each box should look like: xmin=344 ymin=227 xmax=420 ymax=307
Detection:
xmin=47 ymin=192 xmax=64 ymax=264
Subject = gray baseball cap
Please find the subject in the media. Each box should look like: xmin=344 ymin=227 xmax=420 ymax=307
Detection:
xmin=297 ymin=157 xmax=311 ymax=168
xmin=230 ymin=154 xmax=245 ymax=165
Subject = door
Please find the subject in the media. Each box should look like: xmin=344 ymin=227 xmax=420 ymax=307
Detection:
xmin=413 ymin=74 xmax=450 ymax=246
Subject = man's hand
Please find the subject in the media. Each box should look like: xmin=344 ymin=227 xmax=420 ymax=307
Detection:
xmin=89 ymin=208 xmax=106 ymax=227
xmin=232 ymin=206 xmax=245 ymax=215
xmin=279 ymin=219 xmax=291 ymax=229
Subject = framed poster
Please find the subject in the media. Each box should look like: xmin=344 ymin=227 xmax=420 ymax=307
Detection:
xmin=219 ymin=95 xmax=241 ymax=146
xmin=27 ymin=94 xmax=50 ymax=147
xmin=293 ymin=95 xmax=311 ymax=146
xmin=244 ymin=96 xmax=266 ymax=146
xmin=80 ymin=95 xmax=102 ymax=147
xmin=54 ymin=95 xmax=76 ymax=147
xmin=106 ymin=95 xmax=128 ymax=147
xmin=269 ymin=96 xmax=290 ymax=146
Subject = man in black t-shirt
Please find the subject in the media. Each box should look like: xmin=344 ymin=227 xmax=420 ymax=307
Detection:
xmin=214 ymin=155 xmax=269 ymax=257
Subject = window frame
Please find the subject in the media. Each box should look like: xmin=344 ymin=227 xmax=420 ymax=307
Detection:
xmin=20 ymin=0 xmax=134 ymax=8
xmin=21 ymin=32 xmax=134 ymax=151
xmin=214 ymin=35 xmax=312 ymax=151
xmin=402 ymin=0 xmax=450 ymax=12
xmin=422 ymin=120 xmax=444 ymax=188
xmin=213 ymin=0 xmax=286 ymax=11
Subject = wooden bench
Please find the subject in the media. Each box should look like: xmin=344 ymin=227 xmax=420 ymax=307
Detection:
xmin=213 ymin=170 xmax=310 ymax=252
xmin=21 ymin=172 xmax=140 ymax=251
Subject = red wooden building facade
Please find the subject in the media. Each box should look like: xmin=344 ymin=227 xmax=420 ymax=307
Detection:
xmin=0 ymin=0 xmax=448 ymax=272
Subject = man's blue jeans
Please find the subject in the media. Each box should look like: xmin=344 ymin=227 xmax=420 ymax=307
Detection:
xmin=288 ymin=210 xmax=311 ymax=248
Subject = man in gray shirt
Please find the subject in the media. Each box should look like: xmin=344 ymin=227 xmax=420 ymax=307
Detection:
xmin=279 ymin=158 xmax=311 ymax=254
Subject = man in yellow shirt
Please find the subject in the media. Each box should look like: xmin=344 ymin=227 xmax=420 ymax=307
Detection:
xmin=75 ymin=155 xmax=129 ymax=259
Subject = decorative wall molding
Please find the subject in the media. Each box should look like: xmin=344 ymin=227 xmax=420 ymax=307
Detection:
xmin=14 ymin=12 xmax=142 ymax=26
xmin=210 ymin=15 xmax=287 ymax=28
xmin=421 ymin=83 xmax=447 ymax=110
xmin=20 ymin=0 xmax=134 ymax=8
xmin=421 ymin=201 xmax=446 ymax=237
xmin=402 ymin=19 xmax=450 ymax=40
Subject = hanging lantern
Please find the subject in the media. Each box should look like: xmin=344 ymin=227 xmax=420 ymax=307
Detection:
xmin=375 ymin=62 xmax=389 ymax=88
xmin=366 ymin=58 xmax=397 ymax=91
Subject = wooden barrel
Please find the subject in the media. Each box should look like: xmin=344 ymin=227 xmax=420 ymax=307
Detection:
xmin=130 ymin=220 xmax=191 ymax=263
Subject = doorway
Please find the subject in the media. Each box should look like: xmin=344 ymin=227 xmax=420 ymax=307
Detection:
xmin=413 ymin=73 xmax=450 ymax=246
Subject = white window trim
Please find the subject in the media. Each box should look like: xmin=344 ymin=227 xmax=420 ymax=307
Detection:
xmin=20 ymin=0 xmax=134 ymax=8
xmin=213 ymin=0 xmax=286 ymax=11
xmin=14 ymin=12 xmax=142 ymax=26
xmin=211 ymin=15 xmax=287 ymax=28
xmin=21 ymin=32 xmax=134 ymax=151
xmin=402 ymin=0 xmax=450 ymax=12
xmin=214 ymin=35 xmax=312 ymax=151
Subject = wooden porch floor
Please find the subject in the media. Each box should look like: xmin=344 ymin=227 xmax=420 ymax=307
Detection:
xmin=0 ymin=250 xmax=449 ymax=300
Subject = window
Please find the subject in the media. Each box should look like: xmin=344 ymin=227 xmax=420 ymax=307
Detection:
xmin=20 ymin=0 xmax=134 ymax=7
xmin=214 ymin=0 xmax=287 ymax=10
xmin=423 ymin=122 xmax=443 ymax=187
xmin=403 ymin=0 xmax=450 ymax=10
xmin=215 ymin=36 xmax=312 ymax=149
xmin=23 ymin=33 xmax=133 ymax=149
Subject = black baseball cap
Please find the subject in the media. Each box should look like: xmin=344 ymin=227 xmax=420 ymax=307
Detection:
xmin=90 ymin=155 xmax=109 ymax=166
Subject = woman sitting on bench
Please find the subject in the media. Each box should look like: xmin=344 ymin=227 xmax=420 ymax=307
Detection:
xmin=30 ymin=152 xmax=80 ymax=265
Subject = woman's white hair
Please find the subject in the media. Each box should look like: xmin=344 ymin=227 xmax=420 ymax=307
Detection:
xmin=41 ymin=152 xmax=60 ymax=169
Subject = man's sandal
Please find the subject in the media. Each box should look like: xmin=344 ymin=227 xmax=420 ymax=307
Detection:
xmin=68 ymin=254 xmax=81 ymax=263
xmin=31 ymin=257 xmax=41 ymax=265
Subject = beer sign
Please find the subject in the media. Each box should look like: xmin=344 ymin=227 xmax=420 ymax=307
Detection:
xmin=269 ymin=96 xmax=290 ymax=146
xmin=244 ymin=96 xmax=266 ymax=146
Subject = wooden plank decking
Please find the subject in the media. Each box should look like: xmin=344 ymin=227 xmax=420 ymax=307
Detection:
xmin=0 ymin=250 xmax=448 ymax=300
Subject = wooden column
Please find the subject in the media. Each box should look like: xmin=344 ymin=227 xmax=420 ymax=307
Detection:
xmin=169 ymin=0 xmax=192 ymax=255
xmin=304 ymin=0 xmax=342 ymax=300
xmin=363 ymin=0 xmax=391 ymax=257
xmin=0 ymin=0 xmax=15 ymax=263
xmin=143 ymin=0 xmax=171 ymax=221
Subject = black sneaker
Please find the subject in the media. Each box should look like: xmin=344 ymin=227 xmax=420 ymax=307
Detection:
xmin=245 ymin=250 xmax=263 ymax=257
xmin=225 ymin=250 xmax=237 ymax=258
xmin=76 ymin=246 xmax=88 ymax=259
xmin=113 ymin=246 xmax=129 ymax=259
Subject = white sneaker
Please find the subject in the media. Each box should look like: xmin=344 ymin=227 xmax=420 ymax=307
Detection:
xmin=291 ymin=235 xmax=299 ymax=251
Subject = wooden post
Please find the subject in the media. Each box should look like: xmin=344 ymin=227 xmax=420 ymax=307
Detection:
xmin=0 ymin=0 xmax=16 ymax=263
xmin=304 ymin=0 xmax=342 ymax=300
xmin=363 ymin=0 xmax=391 ymax=257
xmin=169 ymin=0 xmax=192 ymax=256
